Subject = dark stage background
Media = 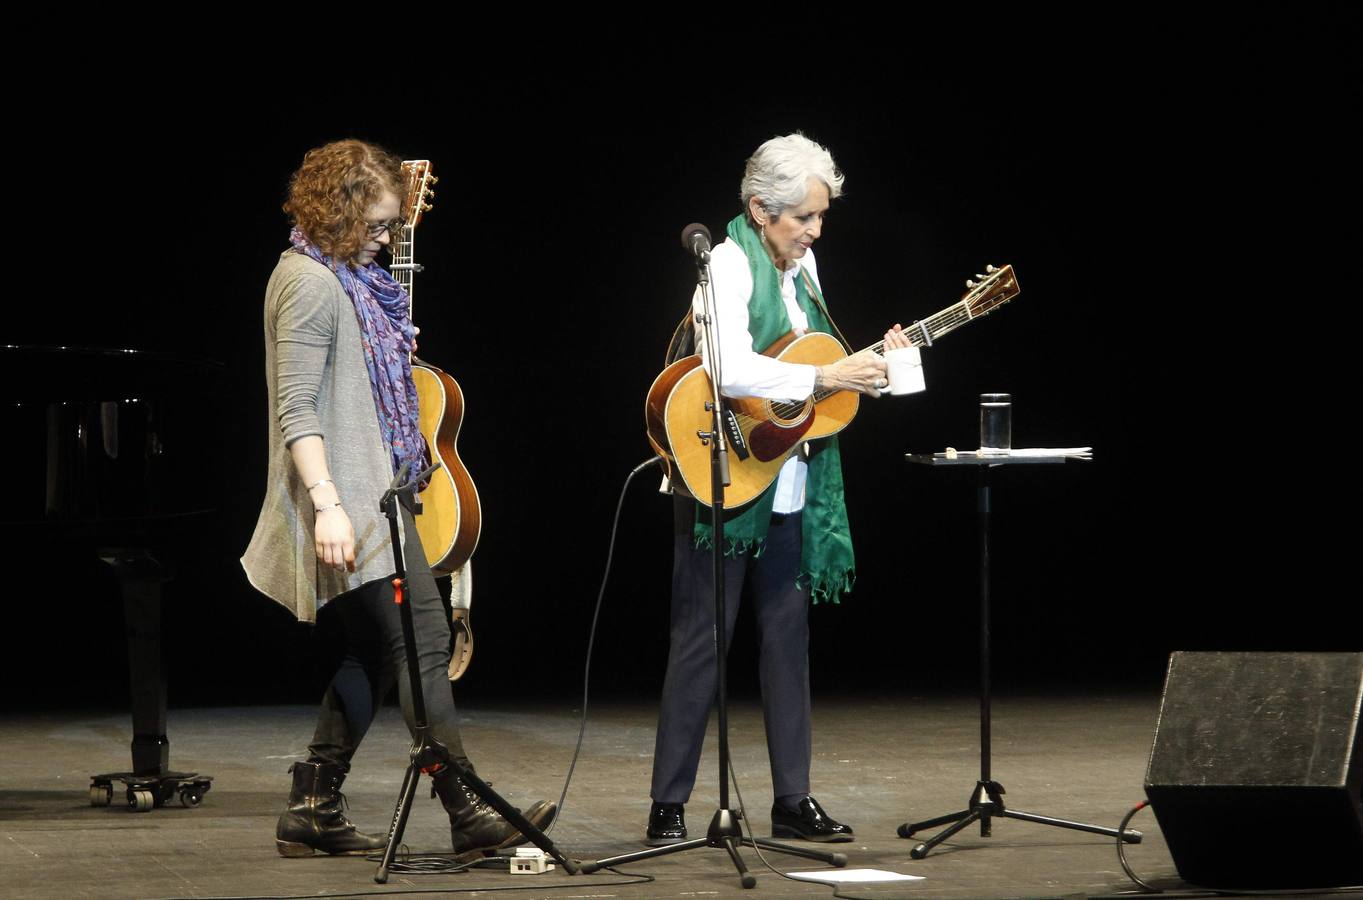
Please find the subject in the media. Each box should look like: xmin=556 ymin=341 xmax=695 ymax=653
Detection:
xmin=8 ymin=39 xmax=1357 ymax=711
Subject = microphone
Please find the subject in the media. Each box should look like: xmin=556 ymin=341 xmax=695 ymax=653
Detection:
xmin=681 ymin=222 xmax=711 ymax=263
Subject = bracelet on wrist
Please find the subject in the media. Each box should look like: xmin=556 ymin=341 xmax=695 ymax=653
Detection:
xmin=307 ymin=478 xmax=334 ymax=492
xmin=315 ymin=502 xmax=343 ymax=514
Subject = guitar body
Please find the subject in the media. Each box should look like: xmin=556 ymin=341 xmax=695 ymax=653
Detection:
xmin=412 ymin=361 xmax=481 ymax=574
xmin=646 ymin=331 xmax=859 ymax=508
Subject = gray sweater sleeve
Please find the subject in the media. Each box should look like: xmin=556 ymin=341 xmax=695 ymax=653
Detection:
xmin=274 ymin=267 xmax=338 ymax=446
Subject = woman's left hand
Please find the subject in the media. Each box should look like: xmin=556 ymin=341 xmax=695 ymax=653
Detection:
xmin=884 ymin=323 xmax=911 ymax=350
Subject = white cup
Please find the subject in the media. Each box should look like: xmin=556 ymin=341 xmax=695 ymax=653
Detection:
xmin=884 ymin=346 xmax=925 ymax=395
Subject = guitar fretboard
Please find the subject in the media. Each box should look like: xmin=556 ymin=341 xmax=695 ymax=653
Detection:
xmin=391 ymin=229 xmax=417 ymax=302
xmin=807 ymin=268 xmax=1016 ymax=404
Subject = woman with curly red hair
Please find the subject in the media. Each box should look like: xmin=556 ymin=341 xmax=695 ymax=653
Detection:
xmin=242 ymin=139 xmax=553 ymax=859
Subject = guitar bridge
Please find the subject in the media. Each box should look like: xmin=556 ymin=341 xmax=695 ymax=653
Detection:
xmin=723 ymin=408 xmax=750 ymax=460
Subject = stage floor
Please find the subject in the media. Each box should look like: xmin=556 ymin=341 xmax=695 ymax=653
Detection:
xmin=0 ymin=690 xmax=1232 ymax=899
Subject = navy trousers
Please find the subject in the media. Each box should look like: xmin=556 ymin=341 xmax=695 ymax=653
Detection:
xmin=650 ymin=497 xmax=812 ymax=803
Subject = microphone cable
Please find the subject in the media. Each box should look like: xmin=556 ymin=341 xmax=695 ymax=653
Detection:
xmin=373 ymin=455 xmax=663 ymax=879
xmin=542 ymin=455 xmax=663 ymax=833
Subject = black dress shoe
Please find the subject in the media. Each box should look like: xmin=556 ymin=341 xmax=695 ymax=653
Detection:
xmin=770 ymin=796 xmax=854 ymax=842
xmin=645 ymin=802 xmax=687 ymax=846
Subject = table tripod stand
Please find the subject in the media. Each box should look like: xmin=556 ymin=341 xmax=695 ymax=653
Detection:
xmin=897 ymin=452 xmax=1142 ymax=858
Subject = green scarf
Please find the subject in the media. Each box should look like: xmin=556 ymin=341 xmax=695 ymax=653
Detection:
xmin=691 ymin=214 xmax=855 ymax=604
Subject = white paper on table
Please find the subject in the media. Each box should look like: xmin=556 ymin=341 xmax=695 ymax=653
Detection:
xmin=786 ymin=868 xmax=925 ymax=884
xmin=1007 ymin=447 xmax=1093 ymax=457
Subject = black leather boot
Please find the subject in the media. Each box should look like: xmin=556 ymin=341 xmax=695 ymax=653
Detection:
xmin=431 ymin=768 xmax=557 ymax=858
xmin=275 ymin=760 xmax=388 ymax=857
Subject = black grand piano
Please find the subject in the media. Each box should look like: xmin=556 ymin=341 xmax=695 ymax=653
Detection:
xmin=2 ymin=345 xmax=224 ymax=810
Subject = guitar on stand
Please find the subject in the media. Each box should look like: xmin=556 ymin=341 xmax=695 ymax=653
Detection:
xmin=395 ymin=160 xmax=480 ymax=680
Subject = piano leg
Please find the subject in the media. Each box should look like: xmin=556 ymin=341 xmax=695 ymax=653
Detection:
xmin=89 ymin=549 xmax=212 ymax=811
xmin=105 ymin=550 xmax=171 ymax=775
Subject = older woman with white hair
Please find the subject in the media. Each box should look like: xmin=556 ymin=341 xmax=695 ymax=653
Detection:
xmin=647 ymin=133 xmax=913 ymax=845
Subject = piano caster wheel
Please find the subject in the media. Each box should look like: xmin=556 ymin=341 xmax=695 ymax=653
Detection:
xmin=92 ymin=773 xmax=211 ymax=813
xmin=129 ymin=789 xmax=155 ymax=812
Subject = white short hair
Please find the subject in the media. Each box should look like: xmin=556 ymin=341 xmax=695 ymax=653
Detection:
xmin=740 ymin=133 xmax=844 ymax=219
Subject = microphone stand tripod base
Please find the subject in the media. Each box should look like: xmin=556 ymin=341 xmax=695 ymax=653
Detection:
xmin=580 ymin=805 xmax=845 ymax=888
xmin=370 ymin=463 xmax=578 ymax=883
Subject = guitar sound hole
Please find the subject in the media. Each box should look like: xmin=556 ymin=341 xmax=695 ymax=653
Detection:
xmin=766 ymin=399 xmax=812 ymax=426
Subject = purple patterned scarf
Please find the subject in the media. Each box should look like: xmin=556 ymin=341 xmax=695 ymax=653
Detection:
xmin=289 ymin=228 xmax=430 ymax=483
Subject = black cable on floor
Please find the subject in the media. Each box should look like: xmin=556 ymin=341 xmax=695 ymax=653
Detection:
xmin=1118 ymin=799 xmax=1160 ymax=892
xmin=374 ymin=844 xmax=479 ymax=875
xmin=372 ymin=456 xmax=663 ymax=878
xmin=542 ymin=455 xmax=662 ymax=833
xmin=1111 ymin=798 xmax=1363 ymax=898
xmin=152 ymin=865 xmax=654 ymax=900
xmin=729 ymin=763 xmax=851 ymax=892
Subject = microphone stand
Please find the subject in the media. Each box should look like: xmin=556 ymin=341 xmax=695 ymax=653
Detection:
xmin=374 ymin=462 xmax=578 ymax=883
xmin=582 ymin=229 xmax=847 ymax=888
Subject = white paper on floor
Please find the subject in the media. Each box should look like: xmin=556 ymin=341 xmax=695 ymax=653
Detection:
xmin=787 ymin=868 xmax=924 ymax=884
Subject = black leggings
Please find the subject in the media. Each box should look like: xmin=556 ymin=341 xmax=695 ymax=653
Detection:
xmin=307 ymin=505 xmax=469 ymax=771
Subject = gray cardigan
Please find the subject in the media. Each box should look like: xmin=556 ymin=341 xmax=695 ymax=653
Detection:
xmin=241 ymin=252 xmax=408 ymax=623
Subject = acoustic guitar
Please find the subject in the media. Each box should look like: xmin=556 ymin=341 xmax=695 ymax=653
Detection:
xmin=394 ymin=160 xmax=482 ymax=575
xmin=646 ymin=264 xmax=1020 ymax=508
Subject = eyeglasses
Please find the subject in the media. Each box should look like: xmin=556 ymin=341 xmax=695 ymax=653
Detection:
xmin=365 ymin=218 xmax=405 ymax=239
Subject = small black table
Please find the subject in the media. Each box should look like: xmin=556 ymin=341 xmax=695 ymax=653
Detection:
xmin=896 ymin=450 xmax=1140 ymax=858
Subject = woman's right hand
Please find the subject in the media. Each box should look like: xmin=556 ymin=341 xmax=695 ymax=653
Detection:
xmin=315 ymin=506 xmax=356 ymax=572
xmin=816 ymin=350 xmax=890 ymax=397
xmin=287 ymin=436 xmax=355 ymax=572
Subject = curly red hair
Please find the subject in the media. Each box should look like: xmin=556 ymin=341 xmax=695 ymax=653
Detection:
xmin=283 ymin=139 xmax=405 ymax=262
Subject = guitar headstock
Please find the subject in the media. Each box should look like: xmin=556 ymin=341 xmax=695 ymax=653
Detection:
xmin=400 ymin=160 xmax=437 ymax=230
xmin=962 ymin=264 xmax=1019 ymax=318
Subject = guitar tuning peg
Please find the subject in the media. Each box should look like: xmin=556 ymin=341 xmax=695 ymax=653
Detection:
xmin=430 ymin=175 xmax=439 ymax=184
xmin=423 ymin=203 xmax=434 ymax=212
xmin=427 ymin=190 xmax=436 ymax=199
xmin=966 ymin=279 xmax=977 ymax=288
xmin=975 ymin=273 xmax=986 ymax=280
xmin=985 ymin=264 xmax=997 ymax=273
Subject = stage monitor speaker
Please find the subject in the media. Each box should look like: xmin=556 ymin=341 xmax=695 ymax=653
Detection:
xmin=1144 ymin=651 xmax=1363 ymax=889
